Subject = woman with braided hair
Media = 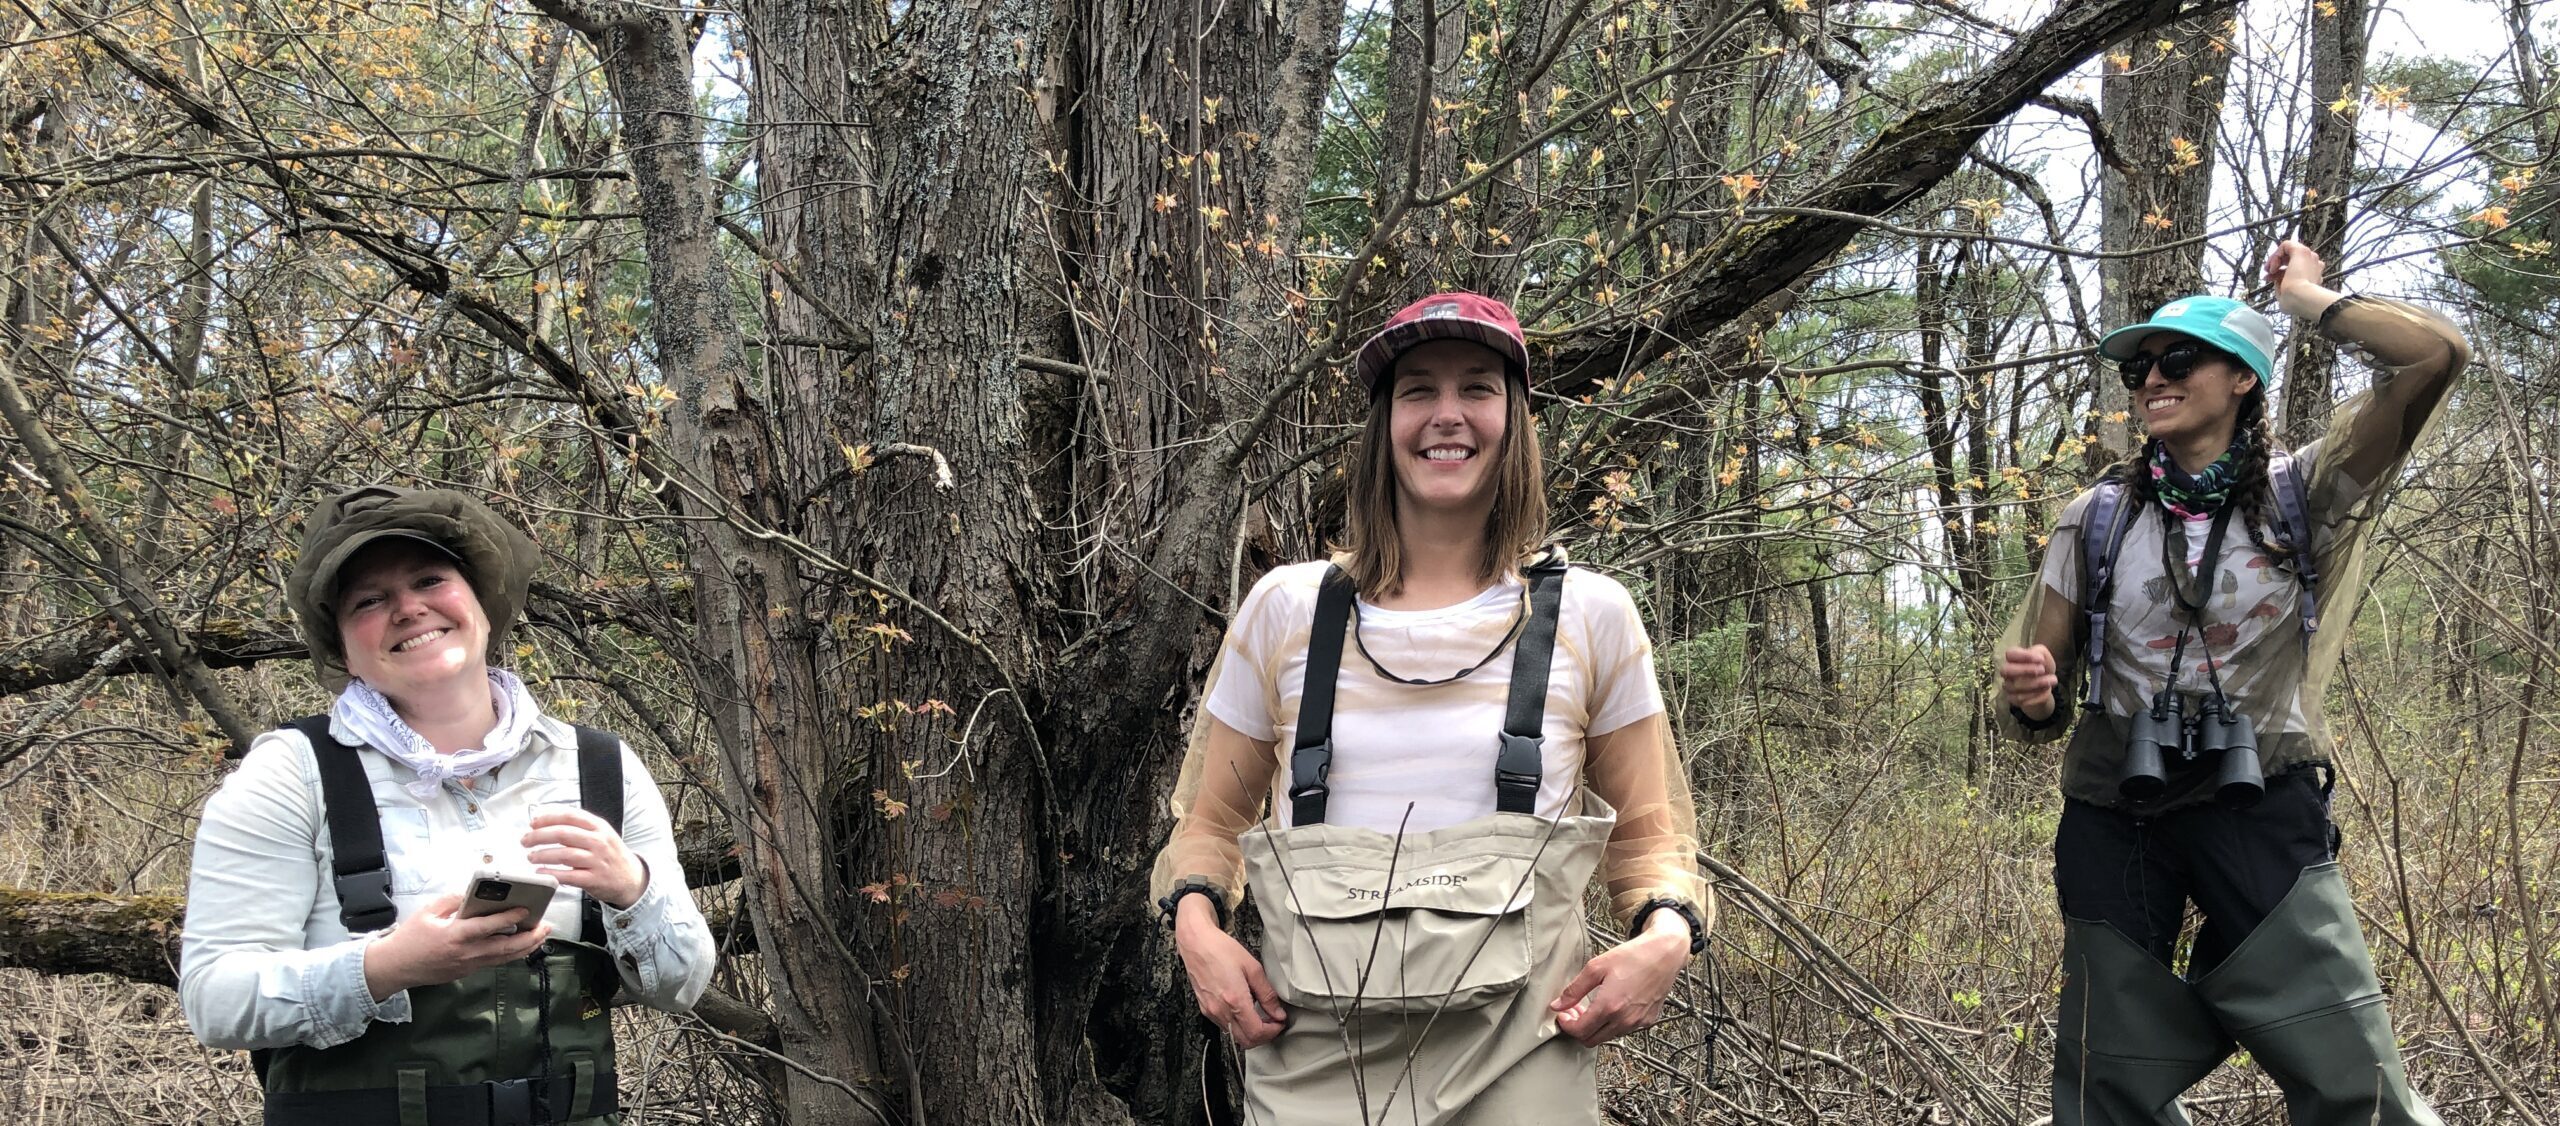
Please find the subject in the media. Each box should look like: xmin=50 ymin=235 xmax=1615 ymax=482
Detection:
xmin=1995 ymin=239 xmax=2466 ymax=1125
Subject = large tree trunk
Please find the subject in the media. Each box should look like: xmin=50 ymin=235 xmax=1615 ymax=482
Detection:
xmin=2097 ymin=11 xmax=2238 ymax=461
xmin=755 ymin=0 xmax=1061 ymax=1119
xmin=532 ymin=5 xmax=895 ymax=1122
xmin=1034 ymin=3 xmax=1347 ymax=1122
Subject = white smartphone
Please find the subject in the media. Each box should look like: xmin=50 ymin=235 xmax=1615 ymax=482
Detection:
xmin=456 ymin=869 xmax=560 ymax=934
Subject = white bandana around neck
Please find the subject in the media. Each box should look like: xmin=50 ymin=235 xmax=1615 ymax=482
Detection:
xmin=331 ymin=669 xmax=543 ymax=798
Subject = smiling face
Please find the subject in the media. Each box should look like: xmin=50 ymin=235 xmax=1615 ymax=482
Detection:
xmin=335 ymin=539 xmax=490 ymax=703
xmin=2131 ymin=332 xmax=2257 ymax=446
xmin=1385 ymin=338 xmax=1513 ymax=517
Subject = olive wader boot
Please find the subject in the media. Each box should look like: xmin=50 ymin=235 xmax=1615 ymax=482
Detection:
xmin=257 ymin=945 xmax=619 ymax=1125
xmin=2052 ymin=917 xmax=2231 ymax=1126
xmin=2192 ymin=862 xmax=2440 ymax=1126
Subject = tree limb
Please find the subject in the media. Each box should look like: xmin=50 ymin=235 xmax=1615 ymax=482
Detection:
xmin=0 ymin=888 xmax=776 ymax=1046
xmin=0 ymin=889 xmax=183 ymax=987
xmin=1541 ymin=0 xmax=2219 ymax=395
xmin=0 ymin=621 xmax=303 ymax=698
xmin=0 ymin=352 xmax=259 ymax=752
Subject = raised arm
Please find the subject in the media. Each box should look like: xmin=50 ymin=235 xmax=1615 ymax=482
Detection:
xmin=2266 ymin=239 xmax=2471 ymax=487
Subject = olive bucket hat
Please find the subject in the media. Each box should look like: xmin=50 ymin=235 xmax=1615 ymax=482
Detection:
xmin=286 ymin=485 xmax=539 ymax=690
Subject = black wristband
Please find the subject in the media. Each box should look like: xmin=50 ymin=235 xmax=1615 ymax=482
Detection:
xmin=1157 ymin=880 xmax=1228 ymax=931
xmin=1630 ymin=897 xmax=1707 ymax=957
xmin=2011 ymin=702 xmax=2068 ymax=732
xmin=2314 ymin=292 xmax=2365 ymax=333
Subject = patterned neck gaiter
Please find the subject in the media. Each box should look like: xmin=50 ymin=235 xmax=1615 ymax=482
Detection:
xmin=2148 ymin=439 xmax=2242 ymax=519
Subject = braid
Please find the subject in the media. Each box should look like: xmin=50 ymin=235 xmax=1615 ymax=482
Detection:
xmin=2227 ymin=389 xmax=2296 ymax=564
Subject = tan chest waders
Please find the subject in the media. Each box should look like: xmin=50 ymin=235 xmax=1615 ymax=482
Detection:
xmin=1239 ymin=555 xmax=1614 ymax=1126
xmin=251 ymin=718 xmax=626 ymax=1126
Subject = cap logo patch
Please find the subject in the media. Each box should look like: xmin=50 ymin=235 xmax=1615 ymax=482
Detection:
xmin=1419 ymin=301 xmax=1464 ymax=319
xmin=2157 ymin=299 xmax=2192 ymax=317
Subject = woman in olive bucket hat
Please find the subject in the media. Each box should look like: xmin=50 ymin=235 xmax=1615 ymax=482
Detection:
xmin=1996 ymin=240 xmax=2467 ymax=1125
xmin=180 ymin=485 xmax=714 ymax=1124
xmin=1149 ymin=293 xmax=1711 ymax=1124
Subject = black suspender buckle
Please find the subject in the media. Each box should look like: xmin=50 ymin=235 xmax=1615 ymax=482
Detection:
xmin=1288 ymin=739 xmax=1333 ymax=799
xmin=484 ymin=1076 xmax=541 ymax=1126
xmin=2079 ymin=610 xmax=2111 ymax=710
xmin=1494 ymin=732 xmax=1542 ymax=813
xmin=1288 ymin=739 xmax=1334 ymax=824
xmin=333 ymin=869 xmax=397 ymax=934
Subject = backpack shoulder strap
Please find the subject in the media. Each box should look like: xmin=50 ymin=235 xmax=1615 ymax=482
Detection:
xmin=2268 ymin=450 xmax=2323 ymax=636
xmin=1495 ymin=551 xmax=1569 ymax=815
xmin=573 ymin=725 xmax=625 ymax=946
xmin=1286 ymin=566 xmax=1355 ymax=827
xmin=285 ymin=715 xmax=398 ymax=935
xmin=2076 ymin=480 xmax=2142 ymax=710
xmin=574 ymin=725 xmax=625 ymax=833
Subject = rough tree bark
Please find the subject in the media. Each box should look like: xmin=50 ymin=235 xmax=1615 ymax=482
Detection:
xmin=2095 ymin=10 xmax=2240 ymax=460
xmin=528 ymin=4 xmax=895 ymax=1122
xmin=1033 ymin=1 xmax=1347 ymax=1121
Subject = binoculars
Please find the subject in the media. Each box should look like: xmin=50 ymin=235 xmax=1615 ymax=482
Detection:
xmin=2119 ymin=690 xmax=2264 ymax=807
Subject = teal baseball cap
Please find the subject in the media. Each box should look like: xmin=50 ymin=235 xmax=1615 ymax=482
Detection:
xmin=2098 ymin=295 xmax=2277 ymax=381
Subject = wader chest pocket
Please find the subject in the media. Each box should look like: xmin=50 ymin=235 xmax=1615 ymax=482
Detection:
xmin=1247 ymin=840 xmax=1537 ymax=1014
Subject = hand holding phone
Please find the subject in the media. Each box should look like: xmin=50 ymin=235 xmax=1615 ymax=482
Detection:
xmin=456 ymin=869 xmax=559 ymax=934
xmin=361 ymin=890 xmax=553 ymax=1001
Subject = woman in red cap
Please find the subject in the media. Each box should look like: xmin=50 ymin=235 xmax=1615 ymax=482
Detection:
xmin=1149 ymin=293 xmax=1709 ymax=1123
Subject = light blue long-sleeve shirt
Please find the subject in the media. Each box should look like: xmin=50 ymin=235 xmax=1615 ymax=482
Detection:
xmin=180 ymin=714 xmax=716 ymax=1050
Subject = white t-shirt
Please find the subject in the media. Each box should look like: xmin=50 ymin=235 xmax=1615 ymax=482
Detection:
xmin=1205 ymin=561 xmax=1666 ymax=834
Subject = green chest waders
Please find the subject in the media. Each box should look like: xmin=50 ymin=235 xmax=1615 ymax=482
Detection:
xmin=252 ymin=717 xmax=628 ymax=1126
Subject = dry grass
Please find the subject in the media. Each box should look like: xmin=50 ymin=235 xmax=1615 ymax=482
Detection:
xmin=6 ymin=666 xmax=2555 ymax=1123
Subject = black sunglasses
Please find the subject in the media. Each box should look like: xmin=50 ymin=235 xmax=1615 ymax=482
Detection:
xmin=2116 ymin=341 xmax=2229 ymax=391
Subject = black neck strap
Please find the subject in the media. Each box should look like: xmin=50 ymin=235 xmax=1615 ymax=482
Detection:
xmin=1352 ymin=587 xmax=1531 ymax=687
xmin=2158 ymin=502 xmax=2236 ymax=693
xmin=1287 ymin=553 xmax=1568 ymax=826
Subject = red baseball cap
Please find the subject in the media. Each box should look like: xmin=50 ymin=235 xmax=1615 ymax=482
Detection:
xmin=1354 ymin=292 xmax=1532 ymax=392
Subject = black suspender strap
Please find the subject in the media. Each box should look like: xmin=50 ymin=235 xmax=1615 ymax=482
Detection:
xmin=1496 ymin=555 xmax=1569 ymax=814
xmin=1287 ymin=567 xmax=1355 ymax=827
xmin=287 ymin=715 xmax=399 ymax=935
xmin=1285 ymin=551 xmax=1571 ymax=826
xmin=573 ymin=725 xmax=624 ymax=946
